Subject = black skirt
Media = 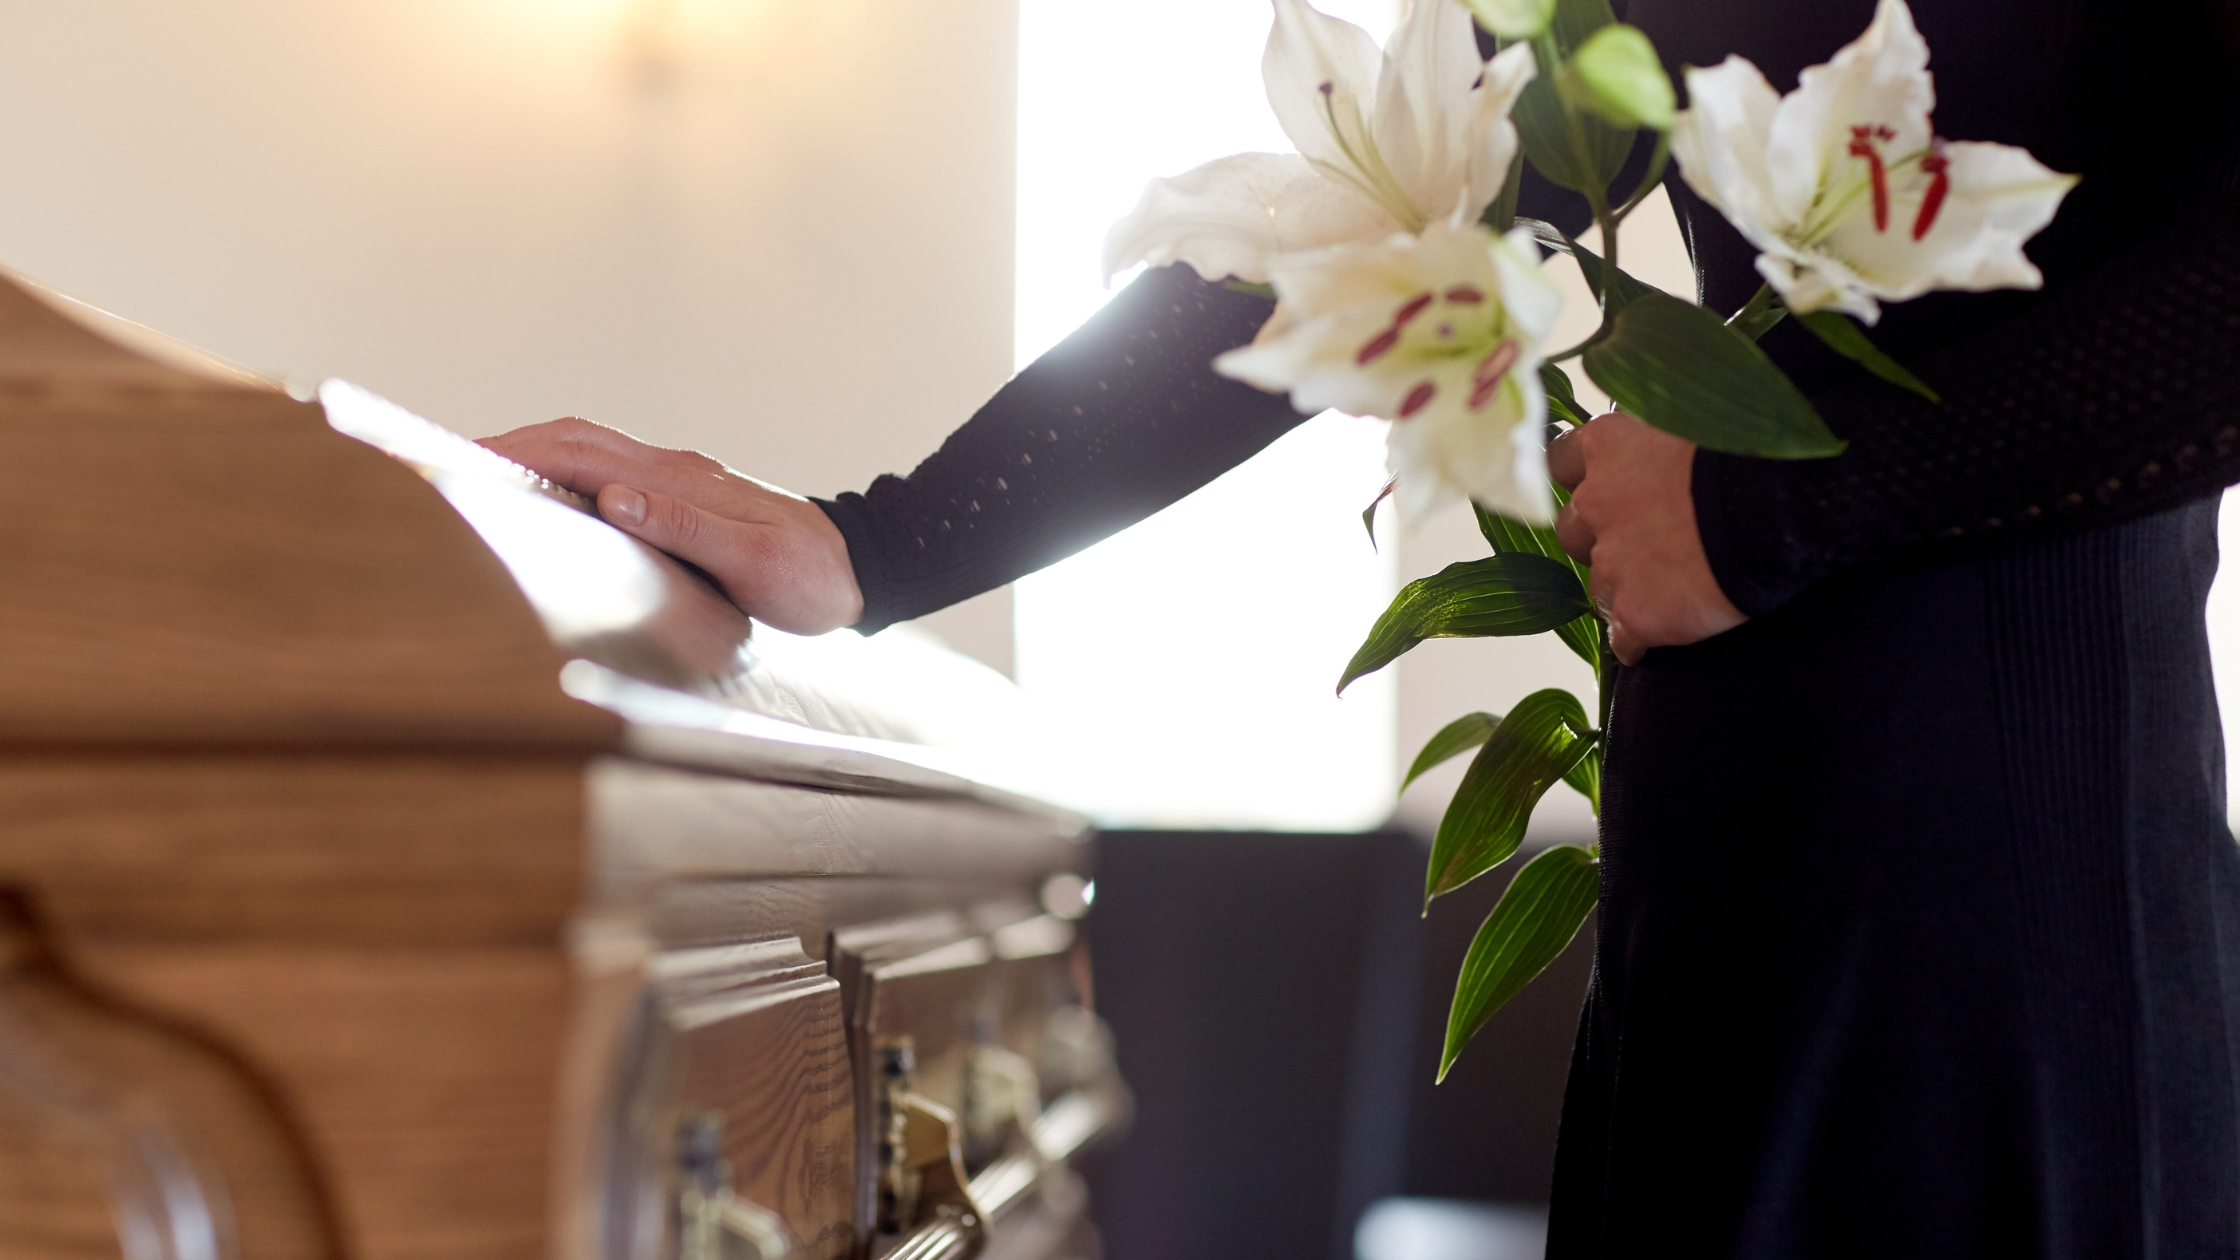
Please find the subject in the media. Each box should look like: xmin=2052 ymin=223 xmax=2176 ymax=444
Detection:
xmin=1547 ymin=498 xmax=2240 ymax=1257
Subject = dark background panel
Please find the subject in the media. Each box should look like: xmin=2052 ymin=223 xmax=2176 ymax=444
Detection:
xmin=1081 ymin=829 xmax=1596 ymax=1260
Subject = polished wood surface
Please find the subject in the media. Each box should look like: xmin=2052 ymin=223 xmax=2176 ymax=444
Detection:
xmin=655 ymin=935 xmax=856 ymax=1259
xmin=0 ymin=269 xmax=1103 ymax=1260
xmin=0 ymin=277 xmax=614 ymax=752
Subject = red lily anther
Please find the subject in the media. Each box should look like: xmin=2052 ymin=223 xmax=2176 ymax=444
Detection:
xmin=1849 ymin=125 xmax=1894 ymax=232
xmin=1468 ymin=339 xmax=1520 ymax=410
xmin=1399 ymin=381 xmax=1437 ymax=418
xmin=1913 ymin=149 xmax=1951 ymax=241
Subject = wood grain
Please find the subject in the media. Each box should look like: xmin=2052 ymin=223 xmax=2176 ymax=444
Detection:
xmin=656 ymin=937 xmax=857 ymax=1260
xmin=0 ymin=895 xmax=333 ymax=1260
xmin=0 ymin=387 xmax=616 ymax=752
xmin=73 ymin=942 xmax=572 ymax=1260
xmin=0 ymin=756 xmax=587 ymax=947
xmin=0 ymin=269 xmax=1104 ymax=1260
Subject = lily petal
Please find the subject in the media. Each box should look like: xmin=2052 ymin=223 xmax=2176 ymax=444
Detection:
xmin=1102 ymin=152 xmax=1393 ymax=284
xmin=1816 ymin=139 xmax=2074 ymax=302
xmin=1673 ymin=57 xmax=1786 ymax=241
xmin=1265 ymin=0 xmax=1387 ymax=180
xmin=1460 ymin=43 xmax=1539 ymax=230
xmin=1387 ymin=358 xmax=1550 ymax=523
xmin=1755 ymin=249 xmax=1884 ymax=322
xmin=1489 ymin=224 xmax=1564 ymax=344
xmin=1764 ymin=0 xmax=1932 ymax=227
xmin=1216 ymin=219 xmax=1558 ymax=525
xmin=1373 ymin=0 xmax=1493 ymax=227
xmin=1673 ymin=0 xmax=2074 ymax=325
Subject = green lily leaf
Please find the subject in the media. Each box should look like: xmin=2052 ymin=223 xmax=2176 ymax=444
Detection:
xmin=1583 ymin=291 xmax=1847 ymax=459
xmin=1509 ymin=0 xmax=1632 ymax=196
xmin=1562 ymin=740 xmax=1601 ymax=815
xmin=1402 ymin=711 xmax=1503 ymax=795
xmin=1426 ymin=689 xmax=1594 ymax=903
xmin=1466 ymin=0 xmax=1555 ymax=39
xmin=1797 ymin=310 xmax=1941 ymax=403
xmin=1540 ymin=362 xmax=1589 ymax=427
xmin=1439 ymin=843 xmax=1601 ymax=1080
xmin=1339 ymin=554 xmax=1591 ymax=694
xmin=1514 ymin=216 xmax=1573 ymax=257
xmin=1362 ymin=478 xmax=1396 ymax=551
xmin=1480 ymin=149 xmax=1527 ymax=234
xmin=1561 ymin=24 xmax=1674 ymax=132
xmin=1472 ymin=499 xmax=1598 ymax=671
xmin=1567 ymin=240 xmax=1660 ymax=312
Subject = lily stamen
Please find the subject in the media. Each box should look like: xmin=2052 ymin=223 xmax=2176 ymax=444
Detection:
xmin=1399 ymin=380 xmax=1437 ymax=418
xmin=1848 ymin=124 xmax=1897 ymax=232
xmin=1356 ymin=291 xmax=1437 ymax=365
xmin=1912 ymin=149 xmax=1951 ymax=240
xmin=1469 ymin=339 xmax=1520 ymax=410
xmin=1314 ymin=78 xmax=1427 ymax=233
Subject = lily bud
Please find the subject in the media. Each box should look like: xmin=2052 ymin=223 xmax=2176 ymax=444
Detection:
xmin=1560 ymin=24 xmax=1674 ymax=132
xmin=1463 ymin=0 xmax=1555 ymax=41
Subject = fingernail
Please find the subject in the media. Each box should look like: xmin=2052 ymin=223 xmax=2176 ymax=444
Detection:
xmin=604 ymin=485 xmax=646 ymax=526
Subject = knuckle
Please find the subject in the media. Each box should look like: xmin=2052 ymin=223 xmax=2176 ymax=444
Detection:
xmin=662 ymin=500 xmax=704 ymax=549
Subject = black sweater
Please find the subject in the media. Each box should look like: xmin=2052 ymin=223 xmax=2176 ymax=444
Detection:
xmin=817 ymin=0 xmax=2240 ymax=635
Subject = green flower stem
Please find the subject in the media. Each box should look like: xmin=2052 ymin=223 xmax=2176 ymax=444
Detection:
xmin=1596 ymin=622 xmax=1615 ymax=735
xmin=1727 ymin=281 xmax=1787 ymax=341
xmin=1611 ymin=130 xmax=1671 ymax=223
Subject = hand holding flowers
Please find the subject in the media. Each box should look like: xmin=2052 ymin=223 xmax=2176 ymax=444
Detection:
xmin=1108 ymin=0 xmax=2076 ymax=1077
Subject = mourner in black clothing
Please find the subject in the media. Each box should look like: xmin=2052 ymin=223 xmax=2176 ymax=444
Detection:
xmin=485 ymin=1 xmax=2240 ymax=1253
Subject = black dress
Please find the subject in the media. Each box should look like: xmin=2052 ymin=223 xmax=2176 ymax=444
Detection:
xmin=815 ymin=1 xmax=2240 ymax=1254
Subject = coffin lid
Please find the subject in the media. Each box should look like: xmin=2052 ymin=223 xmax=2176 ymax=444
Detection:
xmin=0 ymin=270 xmax=1060 ymax=821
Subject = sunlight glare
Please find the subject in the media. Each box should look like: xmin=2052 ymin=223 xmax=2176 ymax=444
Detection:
xmin=1014 ymin=0 xmax=1401 ymax=830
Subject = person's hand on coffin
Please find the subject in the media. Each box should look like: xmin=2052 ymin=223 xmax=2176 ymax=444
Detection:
xmin=478 ymin=417 xmax=863 ymax=634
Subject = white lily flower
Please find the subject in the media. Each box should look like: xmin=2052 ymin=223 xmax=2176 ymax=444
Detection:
xmin=1668 ymin=0 xmax=2077 ymax=323
xmin=1103 ymin=0 xmax=1537 ymax=285
xmin=1215 ymin=218 xmax=1564 ymax=524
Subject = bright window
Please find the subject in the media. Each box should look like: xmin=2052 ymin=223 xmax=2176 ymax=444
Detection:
xmin=1013 ymin=0 xmax=1401 ymax=829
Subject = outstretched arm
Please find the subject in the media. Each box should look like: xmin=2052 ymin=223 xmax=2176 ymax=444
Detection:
xmin=816 ymin=264 xmax=1304 ymax=632
xmin=482 ymin=263 xmax=1307 ymax=634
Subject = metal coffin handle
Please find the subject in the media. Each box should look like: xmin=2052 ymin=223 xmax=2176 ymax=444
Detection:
xmin=880 ymin=1012 xmax=1132 ymax=1258
xmin=675 ymin=1112 xmax=796 ymax=1260
xmin=879 ymin=1089 xmax=986 ymax=1260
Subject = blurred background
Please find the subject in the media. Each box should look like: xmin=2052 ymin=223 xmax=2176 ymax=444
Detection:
xmin=3 ymin=2 xmax=2236 ymax=1257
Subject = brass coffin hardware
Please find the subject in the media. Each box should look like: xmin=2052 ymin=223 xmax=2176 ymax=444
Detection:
xmin=959 ymin=1010 xmax=1132 ymax=1227
xmin=675 ymin=1113 xmax=796 ymax=1260
xmin=875 ymin=1039 xmax=986 ymax=1259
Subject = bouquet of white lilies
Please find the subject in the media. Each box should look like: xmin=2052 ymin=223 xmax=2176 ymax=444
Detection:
xmin=1105 ymin=0 xmax=2076 ymax=1077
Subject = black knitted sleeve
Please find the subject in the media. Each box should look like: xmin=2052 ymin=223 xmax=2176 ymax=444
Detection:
xmin=814 ymin=264 xmax=1306 ymax=633
xmin=1693 ymin=195 xmax=2240 ymax=618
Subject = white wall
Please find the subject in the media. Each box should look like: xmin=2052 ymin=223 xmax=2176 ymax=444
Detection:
xmin=6 ymin=0 xmax=2231 ymax=832
xmin=0 ymin=0 xmax=1020 ymax=666
xmin=1012 ymin=0 xmax=1401 ymax=831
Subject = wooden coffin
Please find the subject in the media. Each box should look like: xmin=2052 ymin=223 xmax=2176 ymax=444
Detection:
xmin=0 ymin=272 xmax=1120 ymax=1260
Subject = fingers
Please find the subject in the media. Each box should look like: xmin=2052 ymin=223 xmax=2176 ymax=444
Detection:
xmin=484 ymin=418 xmax=767 ymax=518
xmin=1554 ymin=500 xmax=1595 ymax=564
xmin=599 ymin=483 xmax=731 ymax=573
xmin=1547 ymin=423 xmax=1587 ymax=490
xmin=479 ymin=417 xmax=658 ymax=493
xmin=597 ymin=482 xmax=866 ymax=633
xmin=1608 ymin=619 xmax=1645 ymax=667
